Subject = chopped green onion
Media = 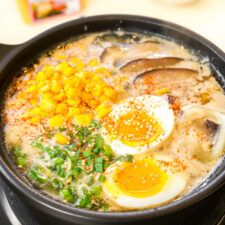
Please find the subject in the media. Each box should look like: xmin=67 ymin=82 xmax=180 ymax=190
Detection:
xmin=102 ymin=202 xmax=109 ymax=211
xmin=28 ymin=168 xmax=47 ymax=184
xmin=93 ymin=147 xmax=100 ymax=154
xmin=104 ymin=162 xmax=109 ymax=170
xmin=54 ymin=157 xmax=64 ymax=165
xmin=16 ymin=156 xmax=27 ymax=167
xmin=55 ymin=165 xmax=65 ymax=178
xmin=11 ymin=146 xmax=27 ymax=168
xmin=95 ymin=136 xmax=104 ymax=148
xmin=88 ymin=175 xmax=94 ymax=186
xmin=25 ymin=122 xmax=116 ymax=209
xmin=99 ymin=175 xmax=106 ymax=182
xmin=94 ymin=157 xmax=104 ymax=172
xmin=86 ymin=135 xmax=93 ymax=145
xmin=60 ymin=188 xmax=76 ymax=203
xmin=95 ymin=157 xmax=104 ymax=163
xmin=74 ymin=167 xmax=82 ymax=174
xmin=91 ymin=185 xmax=102 ymax=197
xmin=51 ymin=146 xmax=63 ymax=158
xmin=69 ymin=167 xmax=82 ymax=179
xmin=89 ymin=120 xmax=101 ymax=129
xmin=82 ymin=186 xmax=89 ymax=195
xmin=83 ymin=150 xmax=91 ymax=158
xmin=86 ymin=156 xmax=93 ymax=167
xmin=31 ymin=140 xmax=45 ymax=151
xmin=118 ymin=154 xmax=133 ymax=162
xmin=79 ymin=195 xmax=91 ymax=207
xmin=59 ymin=127 xmax=66 ymax=132
xmin=95 ymin=165 xmax=103 ymax=172
xmin=103 ymin=145 xmax=113 ymax=159
xmin=51 ymin=178 xmax=63 ymax=190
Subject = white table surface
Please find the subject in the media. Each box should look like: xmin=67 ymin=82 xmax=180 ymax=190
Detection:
xmin=0 ymin=0 xmax=224 ymax=52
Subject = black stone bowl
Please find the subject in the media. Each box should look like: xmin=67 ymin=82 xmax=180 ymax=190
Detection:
xmin=0 ymin=15 xmax=225 ymax=225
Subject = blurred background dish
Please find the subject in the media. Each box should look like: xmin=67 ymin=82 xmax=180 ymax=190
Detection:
xmin=154 ymin=0 xmax=200 ymax=5
xmin=0 ymin=0 xmax=224 ymax=53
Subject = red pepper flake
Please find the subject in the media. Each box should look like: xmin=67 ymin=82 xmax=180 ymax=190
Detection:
xmin=168 ymin=95 xmax=180 ymax=115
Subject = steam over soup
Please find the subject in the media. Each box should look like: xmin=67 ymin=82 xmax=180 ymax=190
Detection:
xmin=3 ymin=32 xmax=225 ymax=211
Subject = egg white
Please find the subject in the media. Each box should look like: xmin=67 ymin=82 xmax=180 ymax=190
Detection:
xmin=101 ymin=95 xmax=174 ymax=155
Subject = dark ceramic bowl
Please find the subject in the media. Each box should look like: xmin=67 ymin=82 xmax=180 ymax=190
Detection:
xmin=0 ymin=15 xmax=225 ymax=225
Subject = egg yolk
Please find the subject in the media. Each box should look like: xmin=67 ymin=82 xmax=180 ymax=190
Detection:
xmin=114 ymin=160 xmax=167 ymax=198
xmin=114 ymin=109 xmax=163 ymax=146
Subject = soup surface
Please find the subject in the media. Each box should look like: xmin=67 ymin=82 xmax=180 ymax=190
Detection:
xmin=3 ymin=32 xmax=225 ymax=211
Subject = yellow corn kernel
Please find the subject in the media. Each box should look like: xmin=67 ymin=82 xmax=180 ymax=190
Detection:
xmin=75 ymin=71 xmax=86 ymax=79
xmin=92 ymin=75 xmax=103 ymax=83
xmin=92 ymin=84 xmax=103 ymax=97
xmin=86 ymin=71 xmax=97 ymax=80
xmin=49 ymin=115 xmax=65 ymax=128
xmin=88 ymin=99 xmax=98 ymax=108
xmin=36 ymin=71 xmax=47 ymax=81
xmin=55 ymin=55 xmax=66 ymax=60
xmin=81 ymin=92 xmax=92 ymax=103
xmin=17 ymin=92 xmax=26 ymax=99
xmin=70 ymin=57 xmax=83 ymax=64
xmin=53 ymin=92 xmax=66 ymax=102
xmin=51 ymin=80 xmax=62 ymax=93
xmin=88 ymin=58 xmax=100 ymax=67
xmin=39 ymin=110 xmax=49 ymax=117
xmin=67 ymin=107 xmax=81 ymax=118
xmin=55 ymin=103 xmax=68 ymax=114
xmin=95 ymin=67 xmax=111 ymax=77
xmin=74 ymin=114 xmax=92 ymax=126
xmin=76 ymin=61 xmax=86 ymax=71
xmin=65 ymin=88 xmax=77 ymax=99
xmin=40 ymin=99 xmax=55 ymax=112
xmin=30 ymin=99 xmax=38 ymax=106
xmin=64 ymin=83 xmax=73 ymax=91
xmin=42 ymin=65 xmax=54 ymax=78
xmin=39 ymin=84 xmax=50 ymax=93
xmin=29 ymin=107 xmax=41 ymax=116
xmin=52 ymin=72 xmax=60 ymax=80
xmin=63 ymin=66 xmax=74 ymax=76
xmin=95 ymin=103 xmax=111 ymax=119
xmin=30 ymin=116 xmax=40 ymax=124
xmin=33 ymin=107 xmax=41 ymax=114
xmin=84 ymin=83 xmax=92 ymax=92
xmin=56 ymin=62 xmax=70 ymax=72
xmin=67 ymin=98 xmax=81 ymax=106
xmin=37 ymin=80 xmax=46 ymax=89
xmin=41 ymin=92 xmax=53 ymax=100
xmin=70 ymin=76 xmax=80 ymax=87
xmin=153 ymin=88 xmax=170 ymax=96
xmin=104 ymin=87 xmax=116 ymax=98
xmin=55 ymin=133 xmax=70 ymax=145
xmin=99 ymin=95 xmax=107 ymax=103
xmin=26 ymin=85 xmax=37 ymax=93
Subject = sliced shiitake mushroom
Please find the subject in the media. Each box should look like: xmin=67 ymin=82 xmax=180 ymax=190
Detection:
xmin=100 ymin=41 xmax=160 ymax=66
xmin=94 ymin=33 xmax=141 ymax=45
xmin=100 ymin=46 xmax=122 ymax=65
xmin=134 ymin=68 xmax=198 ymax=86
xmin=120 ymin=57 xmax=183 ymax=74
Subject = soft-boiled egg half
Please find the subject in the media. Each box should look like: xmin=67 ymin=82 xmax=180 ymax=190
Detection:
xmin=101 ymin=95 xmax=174 ymax=155
xmin=102 ymin=158 xmax=187 ymax=209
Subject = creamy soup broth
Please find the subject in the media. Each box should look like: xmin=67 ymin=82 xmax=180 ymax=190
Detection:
xmin=3 ymin=32 xmax=225 ymax=211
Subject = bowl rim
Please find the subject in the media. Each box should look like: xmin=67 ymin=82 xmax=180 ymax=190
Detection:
xmin=1 ymin=14 xmax=225 ymax=221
